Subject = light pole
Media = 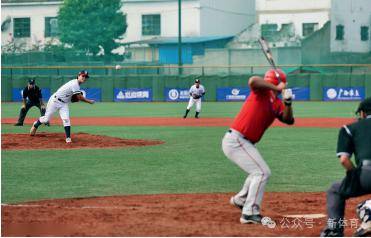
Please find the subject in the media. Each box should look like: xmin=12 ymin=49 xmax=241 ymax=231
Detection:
xmin=178 ymin=0 xmax=182 ymax=75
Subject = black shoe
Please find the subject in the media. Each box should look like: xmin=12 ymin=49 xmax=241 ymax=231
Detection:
xmin=240 ymin=214 xmax=262 ymax=224
xmin=195 ymin=116 xmax=199 ymax=119
xmin=354 ymin=226 xmax=371 ymax=237
xmin=320 ymin=228 xmax=344 ymax=237
xmin=14 ymin=123 xmax=23 ymax=126
xmin=45 ymin=122 xmax=50 ymax=126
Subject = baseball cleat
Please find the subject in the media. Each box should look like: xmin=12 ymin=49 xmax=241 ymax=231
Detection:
xmin=230 ymin=196 xmax=243 ymax=210
xmin=14 ymin=123 xmax=23 ymax=126
xmin=29 ymin=125 xmax=37 ymax=136
xmin=320 ymin=228 xmax=344 ymax=237
xmin=354 ymin=223 xmax=371 ymax=237
xmin=240 ymin=214 xmax=262 ymax=224
xmin=66 ymin=138 xmax=72 ymax=143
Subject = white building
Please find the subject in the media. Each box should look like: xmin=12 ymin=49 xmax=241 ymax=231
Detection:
xmin=1 ymin=0 xmax=255 ymax=50
xmin=330 ymin=0 xmax=371 ymax=53
xmin=256 ymin=0 xmax=331 ymax=38
xmin=121 ymin=0 xmax=255 ymax=43
xmin=1 ymin=1 xmax=61 ymax=51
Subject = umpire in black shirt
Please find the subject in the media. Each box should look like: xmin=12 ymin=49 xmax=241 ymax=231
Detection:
xmin=321 ymin=97 xmax=371 ymax=237
xmin=14 ymin=79 xmax=46 ymax=126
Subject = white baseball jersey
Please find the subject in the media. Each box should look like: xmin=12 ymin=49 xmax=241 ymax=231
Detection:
xmin=189 ymin=85 xmax=205 ymax=97
xmin=54 ymin=79 xmax=82 ymax=103
xmin=38 ymin=79 xmax=81 ymax=127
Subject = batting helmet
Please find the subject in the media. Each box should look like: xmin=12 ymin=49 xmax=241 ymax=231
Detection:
xmin=264 ymin=69 xmax=286 ymax=85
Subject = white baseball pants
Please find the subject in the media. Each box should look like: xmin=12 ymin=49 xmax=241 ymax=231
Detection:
xmin=38 ymin=94 xmax=71 ymax=126
xmin=187 ymin=98 xmax=201 ymax=112
xmin=222 ymin=129 xmax=271 ymax=215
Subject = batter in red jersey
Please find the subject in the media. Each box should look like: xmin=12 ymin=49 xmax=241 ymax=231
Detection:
xmin=222 ymin=69 xmax=295 ymax=224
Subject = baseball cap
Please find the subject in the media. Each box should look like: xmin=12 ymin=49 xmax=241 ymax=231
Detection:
xmin=78 ymin=70 xmax=89 ymax=78
xmin=264 ymin=69 xmax=286 ymax=85
xmin=195 ymin=79 xmax=200 ymax=83
xmin=28 ymin=79 xmax=35 ymax=85
xmin=356 ymin=97 xmax=371 ymax=114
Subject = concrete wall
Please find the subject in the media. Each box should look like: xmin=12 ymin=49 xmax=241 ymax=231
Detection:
xmin=121 ymin=0 xmax=201 ymax=43
xmin=330 ymin=0 xmax=371 ymax=53
xmin=122 ymin=0 xmax=255 ymax=43
xmin=256 ymin=0 xmax=330 ymax=38
xmin=199 ymin=0 xmax=255 ymax=36
xmin=1 ymin=1 xmax=61 ymax=50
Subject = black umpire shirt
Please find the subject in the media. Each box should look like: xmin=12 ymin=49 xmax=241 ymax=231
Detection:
xmin=336 ymin=116 xmax=371 ymax=166
xmin=23 ymin=85 xmax=42 ymax=104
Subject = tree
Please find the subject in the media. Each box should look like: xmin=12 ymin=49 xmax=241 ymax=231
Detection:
xmin=58 ymin=0 xmax=127 ymax=60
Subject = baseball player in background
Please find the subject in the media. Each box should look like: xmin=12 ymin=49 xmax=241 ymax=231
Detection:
xmin=14 ymin=79 xmax=47 ymax=126
xmin=30 ymin=70 xmax=95 ymax=143
xmin=320 ymin=97 xmax=371 ymax=237
xmin=183 ymin=79 xmax=206 ymax=119
xmin=222 ymin=69 xmax=294 ymax=224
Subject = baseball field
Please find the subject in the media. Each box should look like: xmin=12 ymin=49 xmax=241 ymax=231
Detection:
xmin=1 ymin=101 xmax=369 ymax=236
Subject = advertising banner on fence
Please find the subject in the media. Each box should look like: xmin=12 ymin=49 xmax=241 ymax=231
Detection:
xmin=12 ymin=88 xmax=51 ymax=102
xmin=164 ymin=88 xmax=190 ymax=101
xmin=81 ymin=88 xmax=101 ymax=102
xmin=323 ymin=87 xmax=365 ymax=101
xmin=291 ymin=87 xmax=310 ymax=101
xmin=114 ymin=88 xmax=152 ymax=102
xmin=216 ymin=87 xmax=250 ymax=101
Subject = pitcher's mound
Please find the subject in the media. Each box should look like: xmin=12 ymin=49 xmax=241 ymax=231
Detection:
xmin=2 ymin=133 xmax=164 ymax=150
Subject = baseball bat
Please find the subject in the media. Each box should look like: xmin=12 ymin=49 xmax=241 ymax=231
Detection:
xmin=258 ymin=37 xmax=281 ymax=82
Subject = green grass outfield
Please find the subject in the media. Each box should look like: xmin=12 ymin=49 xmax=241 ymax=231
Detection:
xmin=1 ymin=101 xmax=359 ymax=203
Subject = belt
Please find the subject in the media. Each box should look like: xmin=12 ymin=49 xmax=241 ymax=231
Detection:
xmin=54 ymin=95 xmax=65 ymax=103
xmin=228 ymin=129 xmax=252 ymax=143
xmin=362 ymin=160 xmax=371 ymax=167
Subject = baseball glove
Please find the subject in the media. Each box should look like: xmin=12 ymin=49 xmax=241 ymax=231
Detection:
xmin=71 ymin=92 xmax=82 ymax=103
xmin=192 ymin=94 xmax=201 ymax=99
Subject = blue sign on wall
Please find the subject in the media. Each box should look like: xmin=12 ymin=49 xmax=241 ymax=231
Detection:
xmin=323 ymin=87 xmax=365 ymax=101
xmin=217 ymin=87 xmax=250 ymax=101
xmin=114 ymin=88 xmax=152 ymax=102
xmin=164 ymin=88 xmax=190 ymax=101
xmin=12 ymin=88 xmax=51 ymax=102
xmin=291 ymin=87 xmax=310 ymax=101
xmin=81 ymin=88 xmax=101 ymax=102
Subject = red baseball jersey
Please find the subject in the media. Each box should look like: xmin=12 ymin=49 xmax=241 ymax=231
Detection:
xmin=231 ymin=88 xmax=285 ymax=143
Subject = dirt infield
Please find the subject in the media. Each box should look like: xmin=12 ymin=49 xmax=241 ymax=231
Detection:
xmin=2 ymin=132 xmax=164 ymax=150
xmin=2 ymin=117 xmax=365 ymax=236
xmin=2 ymin=117 xmax=355 ymax=128
xmin=2 ymin=192 xmax=369 ymax=236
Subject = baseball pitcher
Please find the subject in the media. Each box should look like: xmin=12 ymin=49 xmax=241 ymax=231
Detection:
xmin=30 ymin=70 xmax=94 ymax=143
xmin=222 ymin=69 xmax=294 ymax=224
xmin=183 ymin=79 xmax=206 ymax=119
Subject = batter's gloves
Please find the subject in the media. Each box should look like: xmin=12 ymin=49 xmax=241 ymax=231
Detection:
xmin=283 ymin=88 xmax=293 ymax=106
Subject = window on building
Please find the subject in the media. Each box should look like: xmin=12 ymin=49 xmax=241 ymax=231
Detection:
xmin=335 ymin=25 xmax=344 ymax=40
xmin=13 ymin=18 xmax=30 ymax=38
xmin=261 ymin=24 xmax=278 ymax=41
xmin=361 ymin=26 xmax=369 ymax=41
xmin=142 ymin=14 xmax=161 ymax=36
xmin=302 ymin=23 xmax=318 ymax=37
xmin=45 ymin=17 xmax=58 ymax=37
